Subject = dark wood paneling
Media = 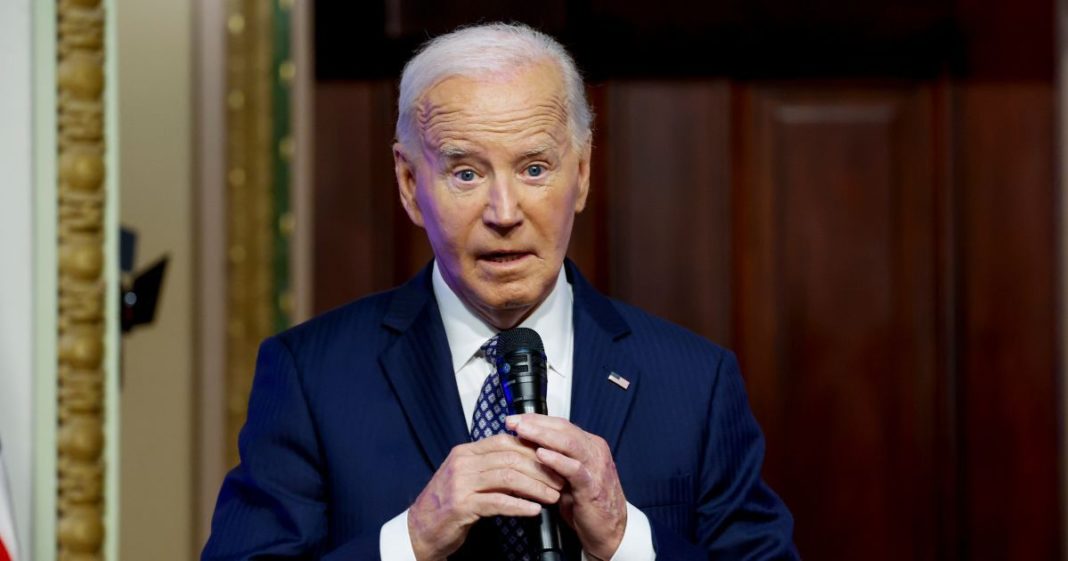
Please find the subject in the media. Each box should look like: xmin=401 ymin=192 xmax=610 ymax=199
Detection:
xmin=313 ymin=81 xmax=410 ymax=312
xmin=954 ymin=0 xmax=1054 ymax=80
xmin=315 ymin=0 xmax=957 ymax=80
xmin=306 ymin=1 xmax=1063 ymax=556
xmin=309 ymin=79 xmax=1062 ymax=561
xmin=387 ymin=0 xmax=567 ymax=38
xmin=563 ymin=86 xmax=612 ymax=291
xmin=602 ymin=81 xmax=733 ymax=343
xmin=734 ymin=86 xmax=943 ymax=560
xmin=956 ymin=84 xmax=1060 ymax=560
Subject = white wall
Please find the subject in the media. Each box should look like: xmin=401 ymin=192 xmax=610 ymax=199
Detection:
xmin=0 ymin=0 xmax=37 ymax=557
xmin=116 ymin=0 xmax=195 ymax=558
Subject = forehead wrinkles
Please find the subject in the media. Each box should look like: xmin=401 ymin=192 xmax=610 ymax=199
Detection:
xmin=415 ymin=92 xmax=571 ymax=153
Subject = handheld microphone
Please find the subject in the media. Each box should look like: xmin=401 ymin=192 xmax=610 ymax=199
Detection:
xmin=496 ymin=327 xmax=566 ymax=561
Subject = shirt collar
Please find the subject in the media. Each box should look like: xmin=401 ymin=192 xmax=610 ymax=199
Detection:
xmin=432 ymin=261 xmax=572 ymax=377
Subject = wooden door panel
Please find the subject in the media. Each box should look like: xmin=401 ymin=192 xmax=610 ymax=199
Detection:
xmin=313 ymin=81 xmax=431 ymax=313
xmin=734 ymin=86 xmax=942 ymax=560
xmin=601 ymin=81 xmax=734 ymax=344
xmin=956 ymin=84 xmax=1059 ymax=561
xmin=313 ymin=81 xmax=398 ymax=311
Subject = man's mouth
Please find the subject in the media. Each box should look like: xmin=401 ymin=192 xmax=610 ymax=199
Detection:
xmin=480 ymin=251 xmax=532 ymax=263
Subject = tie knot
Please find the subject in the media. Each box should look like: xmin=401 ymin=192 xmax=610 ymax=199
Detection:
xmin=480 ymin=334 xmax=500 ymax=364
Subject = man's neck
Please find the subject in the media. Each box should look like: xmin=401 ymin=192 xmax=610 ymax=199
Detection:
xmin=473 ymin=302 xmax=539 ymax=332
xmin=438 ymin=272 xmax=554 ymax=333
xmin=432 ymin=261 xmax=561 ymax=332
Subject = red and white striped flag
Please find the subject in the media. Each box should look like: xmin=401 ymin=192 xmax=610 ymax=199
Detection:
xmin=0 ymin=439 xmax=18 ymax=561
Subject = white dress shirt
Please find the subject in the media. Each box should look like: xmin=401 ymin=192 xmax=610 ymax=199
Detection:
xmin=380 ymin=263 xmax=655 ymax=560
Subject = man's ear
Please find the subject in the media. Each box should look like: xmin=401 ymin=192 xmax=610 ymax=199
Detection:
xmin=574 ymin=136 xmax=592 ymax=213
xmin=393 ymin=142 xmax=425 ymax=228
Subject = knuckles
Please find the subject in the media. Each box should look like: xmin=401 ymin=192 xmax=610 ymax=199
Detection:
xmin=492 ymin=494 xmax=514 ymax=510
xmin=447 ymin=455 xmax=466 ymax=472
xmin=488 ymin=433 xmax=515 ymax=447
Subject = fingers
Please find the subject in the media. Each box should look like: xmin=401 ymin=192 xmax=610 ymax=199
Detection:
xmin=467 ymin=432 xmax=538 ymax=455
xmin=557 ymin=491 xmax=576 ymax=525
xmin=493 ymin=416 xmax=629 ymax=560
xmin=506 ymin=414 xmax=605 ymax=467
xmin=536 ymin=447 xmax=590 ymax=484
xmin=407 ymin=435 xmax=565 ymax=560
xmin=454 ymin=436 xmax=566 ymax=504
xmin=464 ymin=435 xmax=566 ymax=486
xmin=469 ymin=468 xmax=562 ymax=504
xmin=468 ymin=492 xmax=543 ymax=518
xmin=476 ymin=449 xmax=566 ymax=488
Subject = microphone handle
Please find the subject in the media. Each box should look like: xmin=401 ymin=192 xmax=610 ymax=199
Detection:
xmin=534 ymin=507 xmax=566 ymax=561
xmin=511 ymin=390 xmax=565 ymax=561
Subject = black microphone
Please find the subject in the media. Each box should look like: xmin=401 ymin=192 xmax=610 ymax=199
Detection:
xmin=496 ymin=327 xmax=566 ymax=561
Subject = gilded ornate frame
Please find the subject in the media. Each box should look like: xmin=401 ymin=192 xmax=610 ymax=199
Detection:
xmin=48 ymin=0 xmax=297 ymax=555
xmin=55 ymin=0 xmax=109 ymax=557
xmin=224 ymin=0 xmax=294 ymax=466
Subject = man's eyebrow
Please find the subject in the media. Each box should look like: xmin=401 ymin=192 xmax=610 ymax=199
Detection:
xmin=434 ymin=144 xmax=560 ymax=160
xmin=520 ymin=145 xmax=557 ymax=158
xmin=437 ymin=145 xmax=470 ymax=159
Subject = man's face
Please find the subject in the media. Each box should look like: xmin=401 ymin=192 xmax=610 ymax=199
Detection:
xmin=394 ymin=61 xmax=591 ymax=329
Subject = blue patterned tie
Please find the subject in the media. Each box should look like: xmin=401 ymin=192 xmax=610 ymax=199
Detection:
xmin=471 ymin=335 xmax=534 ymax=561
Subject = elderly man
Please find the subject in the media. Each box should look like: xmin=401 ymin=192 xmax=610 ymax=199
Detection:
xmin=203 ymin=23 xmax=797 ymax=561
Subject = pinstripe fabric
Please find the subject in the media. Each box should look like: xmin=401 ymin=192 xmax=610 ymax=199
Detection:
xmin=202 ymin=261 xmax=798 ymax=560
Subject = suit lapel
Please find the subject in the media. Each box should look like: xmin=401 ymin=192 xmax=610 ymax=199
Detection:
xmin=566 ymin=262 xmax=639 ymax=456
xmin=376 ymin=261 xmax=639 ymax=468
xmin=379 ymin=266 xmax=470 ymax=470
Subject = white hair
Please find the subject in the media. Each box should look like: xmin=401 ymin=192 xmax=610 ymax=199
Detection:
xmin=395 ymin=23 xmax=592 ymax=151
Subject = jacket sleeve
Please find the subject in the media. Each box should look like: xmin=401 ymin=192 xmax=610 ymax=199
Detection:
xmin=649 ymin=351 xmax=799 ymax=560
xmin=201 ymin=336 xmax=381 ymax=561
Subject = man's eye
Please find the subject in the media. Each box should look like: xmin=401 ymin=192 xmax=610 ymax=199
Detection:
xmin=526 ymin=164 xmax=544 ymax=177
xmin=455 ymin=170 xmax=476 ymax=182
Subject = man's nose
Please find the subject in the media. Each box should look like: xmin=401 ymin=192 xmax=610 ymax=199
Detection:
xmin=483 ymin=175 xmax=523 ymax=230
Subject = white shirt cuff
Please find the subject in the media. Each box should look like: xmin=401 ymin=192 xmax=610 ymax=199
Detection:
xmin=379 ymin=508 xmax=418 ymax=561
xmin=582 ymin=502 xmax=656 ymax=561
xmin=382 ymin=503 xmax=655 ymax=561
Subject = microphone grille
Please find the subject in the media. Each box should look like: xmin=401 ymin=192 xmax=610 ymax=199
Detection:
xmin=497 ymin=327 xmax=544 ymax=355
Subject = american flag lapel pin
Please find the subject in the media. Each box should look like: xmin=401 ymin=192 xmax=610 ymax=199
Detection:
xmin=607 ymin=371 xmax=630 ymax=390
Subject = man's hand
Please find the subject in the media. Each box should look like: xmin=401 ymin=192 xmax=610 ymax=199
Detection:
xmin=505 ymin=414 xmax=628 ymax=560
xmin=407 ymin=434 xmax=566 ymax=561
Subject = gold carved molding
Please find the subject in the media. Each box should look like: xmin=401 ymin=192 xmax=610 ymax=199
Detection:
xmin=56 ymin=0 xmax=107 ymax=558
xmin=225 ymin=0 xmax=294 ymax=466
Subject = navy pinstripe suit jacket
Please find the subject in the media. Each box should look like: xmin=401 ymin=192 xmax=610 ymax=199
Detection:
xmin=203 ymin=261 xmax=798 ymax=560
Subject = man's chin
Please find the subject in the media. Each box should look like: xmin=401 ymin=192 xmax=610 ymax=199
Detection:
xmin=469 ymin=278 xmax=540 ymax=306
xmin=479 ymin=292 xmax=538 ymax=313
xmin=464 ymin=289 xmax=544 ymax=329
